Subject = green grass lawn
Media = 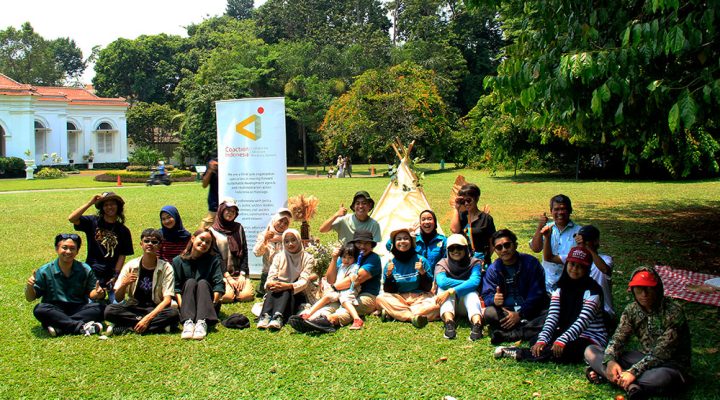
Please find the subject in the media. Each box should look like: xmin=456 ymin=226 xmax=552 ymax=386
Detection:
xmin=1 ymin=170 xmax=718 ymax=399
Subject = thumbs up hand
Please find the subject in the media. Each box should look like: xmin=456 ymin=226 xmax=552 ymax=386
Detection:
xmin=26 ymin=269 xmax=37 ymax=287
xmin=336 ymin=203 xmax=347 ymax=217
xmin=386 ymin=261 xmax=394 ymax=277
xmin=415 ymin=261 xmax=425 ymax=275
xmin=92 ymin=281 xmax=106 ymax=300
xmin=494 ymin=286 xmax=504 ymax=306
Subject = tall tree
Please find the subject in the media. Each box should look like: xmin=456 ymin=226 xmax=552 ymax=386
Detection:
xmin=126 ymin=102 xmax=179 ymax=146
xmin=0 ymin=22 xmax=85 ymax=85
xmin=226 ymin=0 xmax=254 ymax=20
xmin=320 ymin=61 xmax=450 ymax=163
xmin=472 ymin=0 xmax=720 ymax=177
xmin=93 ymin=33 xmax=188 ymax=104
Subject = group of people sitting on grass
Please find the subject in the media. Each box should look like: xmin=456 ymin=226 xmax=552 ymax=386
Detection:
xmin=25 ymin=186 xmax=691 ymax=399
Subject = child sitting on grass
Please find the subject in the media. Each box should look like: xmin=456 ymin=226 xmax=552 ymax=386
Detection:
xmin=300 ymin=243 xmax=364 ymax=329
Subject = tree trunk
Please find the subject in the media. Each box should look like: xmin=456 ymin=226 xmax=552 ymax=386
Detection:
xmin=301 ymin=124 xmax=307 ymax=171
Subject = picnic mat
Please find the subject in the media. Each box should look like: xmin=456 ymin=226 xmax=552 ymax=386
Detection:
xmin=655 ymin=265 xmax=720 ymax=307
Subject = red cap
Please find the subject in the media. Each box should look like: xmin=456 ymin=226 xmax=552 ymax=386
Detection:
xmin=566 ymin=246 xmax=592 ymax=267
xmin=628 ymin=270 xmax=659 ymax=288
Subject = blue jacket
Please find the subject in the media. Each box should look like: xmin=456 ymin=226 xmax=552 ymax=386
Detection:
xmin=481 ymin=253 xmax=548 ymax=320
xmin=416 ymin=233 xmax=446 ymax=270
xmin=435 ymin=257 xmax=483 ymax=297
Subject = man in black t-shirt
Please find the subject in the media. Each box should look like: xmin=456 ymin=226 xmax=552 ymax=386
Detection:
xmin=68 ymin=192 xmax=134 ymax=298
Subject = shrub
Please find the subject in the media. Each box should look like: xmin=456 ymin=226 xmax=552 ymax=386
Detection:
xmin=126 ymin=164 xmax=175 ymax=172
xmin=35 ymin=168 xmax=66 ymax=179
xmin=128 ymin=146 xmax=164 ymax=167
xmin=94 ymin=169 xmax=193 ymax=183
xmin=0 ymin=157 xmax=26 ymax=177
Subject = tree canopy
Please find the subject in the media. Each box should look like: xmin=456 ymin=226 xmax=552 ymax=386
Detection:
xmin=472 ymin=0 xmax=720 ymax=177
xmin=0 ymin=22 xmax=85 ymax=85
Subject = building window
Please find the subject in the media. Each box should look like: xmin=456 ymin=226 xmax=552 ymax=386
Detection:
xmin=67 ymin=122 xmax=81 ymax=158
xmin=94 ymin=121 xmax=116 ymax=154
xmin=35 ymin=120 xmax=50 ymax=156
xmin=97 ymin=132 xmax=113 ymax=153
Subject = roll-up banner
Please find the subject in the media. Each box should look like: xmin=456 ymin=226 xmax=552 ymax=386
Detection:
xmin=216 ymin=97 xmax=287 ymax=277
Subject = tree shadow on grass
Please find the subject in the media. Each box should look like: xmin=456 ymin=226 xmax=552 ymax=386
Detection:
xmin=582 ymin=200 xmax=720 ymax=275
xmin=490 ymin=171 xmax=720 ymax=185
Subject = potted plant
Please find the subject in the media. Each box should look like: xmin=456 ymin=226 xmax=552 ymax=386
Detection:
xmin=23 ymin=149 xmax=35 ymax=168
xmin=86 ymin=149 xmax=94 ymax=169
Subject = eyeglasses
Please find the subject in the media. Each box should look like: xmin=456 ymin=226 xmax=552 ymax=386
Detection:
xmin=448 ymin=246 xmax=466 ymax=253
xmin=142 ymin=239 xmax=161 ymax=245
xmin=455 ymin=198 xmax=472 ymax=205
xmin=494 ymin=242 xmax=514 ymax=251
xmin=58 ymin=233 xmax=80 ymax=240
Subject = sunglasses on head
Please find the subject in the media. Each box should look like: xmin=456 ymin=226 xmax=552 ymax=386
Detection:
xmin=58 ymin=233 xmax=80 ymax=241
xmin=494 ymin=242 xmax=513 ymax=251
xmin=142 ymin=238 xmax=161 ymax=245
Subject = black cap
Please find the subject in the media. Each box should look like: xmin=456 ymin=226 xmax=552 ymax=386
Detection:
xmin=348 ymin=229 xmax=377 ymax=247
xmin=578 ymin=225 xmax=600 ymax=242
xmin=350 ymin=191 xmax=375 ymax=211
xmin=221 ymin=313 xmax=250 ymax=329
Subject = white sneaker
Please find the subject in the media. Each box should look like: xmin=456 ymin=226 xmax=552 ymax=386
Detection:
xmin=81 ymin=321 xmax=102 ymax=336
xmin=47 ymin=326 xmax=60 ymax=337
xmin=181 ymin=320 xmax=195 ymax=339
xmin=257 ymin=313 xmax=271 ymax=329
xmin=192 ymin=319 xmax=207 ymax=340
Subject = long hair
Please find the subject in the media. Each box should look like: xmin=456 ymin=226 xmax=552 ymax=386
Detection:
xmin=97 ymin=200 xmax=126 ymax=224
xmin=180 ymin=228 xmax=216 ymax=260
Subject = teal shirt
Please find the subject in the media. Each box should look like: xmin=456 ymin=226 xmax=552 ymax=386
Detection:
xmin=33 ymin=259 xmax=97 ymax=304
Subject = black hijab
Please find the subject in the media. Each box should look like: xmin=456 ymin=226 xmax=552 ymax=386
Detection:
xmin=419 ymin=209 xmax=438 ymax=245
xmin=556 ymin=263 xmax=603 ymax=331
xmin=391 ymin=230 xmax=416 ymax=263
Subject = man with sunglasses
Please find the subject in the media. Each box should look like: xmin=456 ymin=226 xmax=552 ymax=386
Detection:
xmin=25 ymin=234 xmax=107 ymax=336
xmin=481 ymin=229 xmax=549 ymax=344
xmin=103 ymin=229 xmax=179 ymax=335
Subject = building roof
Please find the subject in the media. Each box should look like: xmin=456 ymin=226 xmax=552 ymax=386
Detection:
xmin=0 ymin=73 xmax=128 ymax=107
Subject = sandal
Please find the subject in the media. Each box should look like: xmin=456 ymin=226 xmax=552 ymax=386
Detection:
xmin=585 ymin=366 xmax=607 ymax=384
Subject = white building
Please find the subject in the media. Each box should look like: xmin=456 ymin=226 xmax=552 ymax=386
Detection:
xmin=0 ymin=73 xmax=129 ymax=165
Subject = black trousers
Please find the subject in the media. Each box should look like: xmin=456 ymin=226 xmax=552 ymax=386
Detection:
xmin=519 ymin=337 xmax=594 ymax=363
xmin=584 ymin=345 xmax=689 ymax=397
xmin=260 ymin=289 xmax=306 ymax=320
xmin=484 ymin=305 xmax=547 ymax=342
xmin=33 ymin=302 xmax=104 ymax=335
xmin=179 ymin=279 xmax=218 ymax=325
xmin=104 ymin=303 xmax=179 ymax=333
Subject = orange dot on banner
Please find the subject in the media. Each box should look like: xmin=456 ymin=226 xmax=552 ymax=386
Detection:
xmin=257 ymin=107 xmax=264 ymax=114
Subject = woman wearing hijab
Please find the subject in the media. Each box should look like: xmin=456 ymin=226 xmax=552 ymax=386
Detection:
xmin=494 ymin=246 xmax=607 ymax=362
xmin=415 ymin=210 xmax=446 ymax=269
xmin=253 ymin=208 xmax=292 ymax=296
xmin=158 ymin=205 xmax=191 ymax=263
xmin=257 ymin=229 xmax=314 ymax=331
xmin=375 ymin=228 xmax=439 ymax=328
xmin=434 ymin=234 xmax=484 ymax=341
xmin=172 ymin=229 xmax=225 ymax=340
xmin=210 ymin=199 xmax=253 ymax=303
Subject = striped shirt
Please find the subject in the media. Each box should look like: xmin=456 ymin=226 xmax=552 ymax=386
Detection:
xmin=158 ymin=240 xmax=189 ymax=264
xmin=537 ymin=288 xmax=607 ymax=347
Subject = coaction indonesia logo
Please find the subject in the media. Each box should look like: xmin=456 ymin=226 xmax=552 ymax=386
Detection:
xmin=235 ymin=106 xmax=265 ymax=140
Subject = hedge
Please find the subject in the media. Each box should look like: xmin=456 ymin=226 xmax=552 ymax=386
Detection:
xmin=95 ymin=169 xmax=194 ymax=183
xmin=0 ymin=157 xmax=26 ymax=178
